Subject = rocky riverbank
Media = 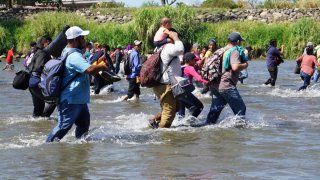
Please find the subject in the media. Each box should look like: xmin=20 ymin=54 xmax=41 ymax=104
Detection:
xmin=1 ymin=7 xmax=320 ymax=24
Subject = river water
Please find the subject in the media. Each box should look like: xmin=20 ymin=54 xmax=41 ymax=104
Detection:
xmin=0 ymin=59 xmax=319 ymax=179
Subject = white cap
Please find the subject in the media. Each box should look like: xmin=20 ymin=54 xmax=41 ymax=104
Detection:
xmin=307 ymin=42 xmax=313 ymax=46
xmin=134 ymin=40 xmax=142 ymax=46
xmin=65 ymin=26 xmax=89 ymax=40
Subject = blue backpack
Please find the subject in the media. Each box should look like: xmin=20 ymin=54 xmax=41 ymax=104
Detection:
xmin=39 ymin=50 xmax=79 ymax=102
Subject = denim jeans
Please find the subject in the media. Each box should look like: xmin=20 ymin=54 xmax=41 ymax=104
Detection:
xmin=206 ymin=88 xmax=246 ymax=124
xmin=46 ymin=100 xmax=90 ymax=142
xmin=178 ymin=92 xmax=203 ymax=118
xmin=312 ymin=69 xmax=320 ymax=83
xmin=298 ymin=71 xmax=311 ymax=91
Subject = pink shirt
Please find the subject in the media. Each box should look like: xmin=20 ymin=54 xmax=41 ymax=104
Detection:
xmin=154 ymin=27 xmax=167 ymax=42
xmin=183 ymin=65 xmax=208 ymax=84
xmin=297 ymin=54 xmax=318 ymax=76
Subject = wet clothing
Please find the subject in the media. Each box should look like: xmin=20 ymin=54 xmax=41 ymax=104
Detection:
xmin=153 ymin=85 xmax=178 ymax=128
xmin=47 ymin=47 xmax=91 ymax=142
xmin=178 ymin=92 xmax=203 ymax=118
xmin=29 ymin=86 xmax=56 ymax=117
xmin=265 ymin=45 xmax=282 ymax=86
xmin=296 ymin=54 xmax=318 ymax=90
xmin=178 ymin=65 xmax=206 ymax=118
xmin=206 ymin=45 xmax=247 ymax=124
xmin=126 ymin=49 xmax=141 ymax=98
xmin=206 ymin=88 xmax=246 ymax=124
xmin=46 ymin=100 xmax=90 ymax=142
xmin=264 ymin=66 xmax=278 ymax=86
xmin=299 ymin=71 xmax=312 ymax=91
xmin=28 ymin=48 xmax=56 ymax=117
xmin=153 ymin=40 xmax=184 ymax=128
xmin=127 ymin=77 xmax=140 ymax=99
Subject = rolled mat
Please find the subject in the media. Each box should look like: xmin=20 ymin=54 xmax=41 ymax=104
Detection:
xmin=89 ymin=50 xmax=104 ymax=64
xmin=99 ymin=70 xmax=121 ymax=82
xmin=44 ymin=26 xmax=70 ymax=57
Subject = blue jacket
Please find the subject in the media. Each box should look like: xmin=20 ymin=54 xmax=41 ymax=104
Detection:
xmin=128 ymin=49 xmax=141 ymax=78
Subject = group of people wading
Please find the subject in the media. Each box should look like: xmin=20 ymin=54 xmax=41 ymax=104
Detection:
xmin=5 ymin=16 xmax=320 ymax=142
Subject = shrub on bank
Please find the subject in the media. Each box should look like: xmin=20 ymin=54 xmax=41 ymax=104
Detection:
xmin=1 ymin=7 xmax=320 ymax=59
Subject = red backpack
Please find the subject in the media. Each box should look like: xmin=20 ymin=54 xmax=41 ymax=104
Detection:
xmin=140 ymin=51 xmax=163 ymax=88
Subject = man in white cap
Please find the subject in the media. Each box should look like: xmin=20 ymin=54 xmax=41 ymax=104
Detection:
xmin=46 ymin=26 xmax=108 ymax=142
xmin=121 ymin=40 xmax=142 ymax=101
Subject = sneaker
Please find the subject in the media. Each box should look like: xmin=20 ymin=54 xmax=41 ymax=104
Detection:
xmin=148 ymin=119 xmax=159 ymax=129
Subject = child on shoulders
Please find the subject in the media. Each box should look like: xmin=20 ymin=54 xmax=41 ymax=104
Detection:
xmin=153 ymin=17 xmax=173 ymax=48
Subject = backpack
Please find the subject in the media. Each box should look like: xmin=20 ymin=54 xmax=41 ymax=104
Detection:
xmin=23 ymin=52 xmax=34 ymax=68
xmin=223 ymin=46 xmax=248 ymax=71
xmin=200 ymin=48 xmax=226 ymax=82
xmin=39 ymin=50 xmax=78 ymax=102
xmin=123 ymin=52 xmax=132 ymax=75
xmin=139 ymin=51 xmax=163 ymax=88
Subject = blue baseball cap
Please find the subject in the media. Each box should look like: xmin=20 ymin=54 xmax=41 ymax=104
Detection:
xmin=228 ymin=32 xmax=245 ymax=42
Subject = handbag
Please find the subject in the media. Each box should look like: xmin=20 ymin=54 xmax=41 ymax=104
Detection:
xmin=294 ymin=62 xmax=301 ymax=74
xmin=12 ymin=70 xmax=30 ymax=90
xmin=168 ymin=70 xmax=195 ymax=98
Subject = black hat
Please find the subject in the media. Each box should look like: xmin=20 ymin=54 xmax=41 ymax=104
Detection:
xmin=208 ymin=38 xmax=217 ymax=45
xmin=183 ymin=52 xmax=196 ymax=62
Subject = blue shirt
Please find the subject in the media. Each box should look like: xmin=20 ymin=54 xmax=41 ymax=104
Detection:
xmin=266 ymin=45 xmax=281 ymax=67
xmin=128 ymin=49 xmax=141 ymax=78
xmin=60 ymin=48 xmax=91 ymax=104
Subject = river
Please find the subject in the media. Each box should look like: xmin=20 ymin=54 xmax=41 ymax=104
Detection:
xmin=0 ymin=59 xmax=319 ymax=179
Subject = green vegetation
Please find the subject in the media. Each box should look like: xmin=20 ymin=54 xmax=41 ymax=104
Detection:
xmin=201 ymin=0 xmax=238 ymax=9
xmin=1 ymin=6 xmax=320 ymax=59
xmin=200 ymin=0 xmax=320 ymax=9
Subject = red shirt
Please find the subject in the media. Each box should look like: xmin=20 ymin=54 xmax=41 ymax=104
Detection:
xmin=6 ymin=49 xmax=14 ymax=64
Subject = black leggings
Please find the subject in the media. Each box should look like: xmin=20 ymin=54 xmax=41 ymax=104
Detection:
xmin=29 ymin=86 xmax=56 ymax=117
xmin=265 ymin=66 xmax=278 ymax=86
xmin=178 ymin=92 xmax=204 ymax=117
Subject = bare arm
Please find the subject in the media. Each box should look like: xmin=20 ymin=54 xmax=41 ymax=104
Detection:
xmin=231 ymin=62 xmax=248 ymax=72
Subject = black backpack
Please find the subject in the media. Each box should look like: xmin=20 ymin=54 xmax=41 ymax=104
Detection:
xmin=123 ymin=52 xmax=132 ymax=75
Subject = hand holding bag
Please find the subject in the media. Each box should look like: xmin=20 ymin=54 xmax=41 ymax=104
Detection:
xmin=168 ymin=70 xmax=195 ymax=98
xmin=12 ymin=70 xmax=30 ymax=90
xmin=294 ymin=61 xmax=301 ymax=74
